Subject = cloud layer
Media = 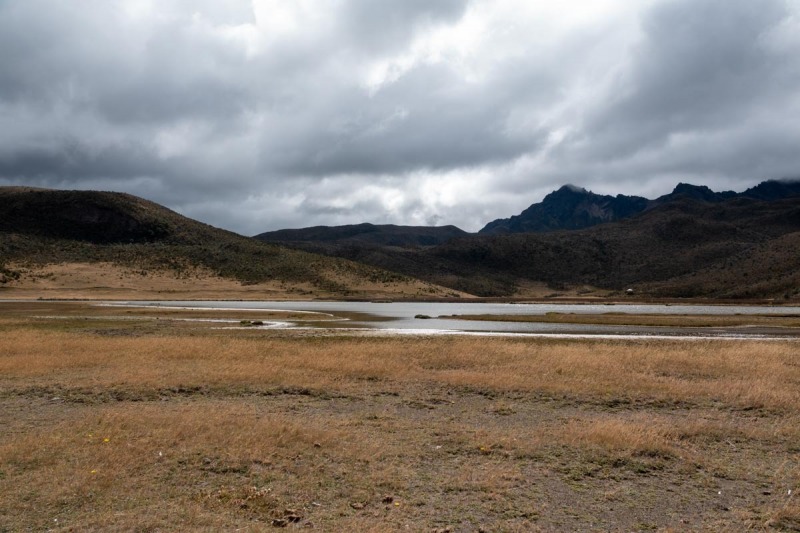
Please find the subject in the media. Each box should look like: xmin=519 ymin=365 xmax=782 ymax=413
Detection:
xmin=1 ymin=0 xmax=799 ymax=233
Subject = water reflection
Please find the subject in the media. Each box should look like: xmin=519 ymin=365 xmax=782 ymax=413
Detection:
xmin=116 ymin=300 xmax=800 ymax=339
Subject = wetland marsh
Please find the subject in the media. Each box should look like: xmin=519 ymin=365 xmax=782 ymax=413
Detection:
xmin=1 ymin=300 xmax=798 ymax=531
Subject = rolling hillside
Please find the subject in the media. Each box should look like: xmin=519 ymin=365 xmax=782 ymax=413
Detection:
xmin=0 ymin=187 xmax=461 ymax=299
xmin=4 ymin=183 xmax=800 ymax=301
xmin=256 ymin=183 xmax=800 ymax=299
xmin=429 ymin=196 xmax=800 ymax=298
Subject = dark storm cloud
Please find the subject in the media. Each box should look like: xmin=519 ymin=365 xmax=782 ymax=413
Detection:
xmin=0 ymin=141 xmax=156 ymax=180
xmin=1 ymin=0 xmax=799 ymax=234
xmin=262 ymin=61 xmax=550 ymax=176
xmin=531 ymin=0 xmax=800 ymax=202
xmin=0 ymin=1 xmax=255 ymax=123
xmin=578 ymin=0 xmax=790 ymax=160
xmin=342 ymin=0 xmax=468 ymax=52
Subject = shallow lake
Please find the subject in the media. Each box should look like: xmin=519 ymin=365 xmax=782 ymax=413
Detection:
xmin=120 ymin=300 xmax=800 ymax=339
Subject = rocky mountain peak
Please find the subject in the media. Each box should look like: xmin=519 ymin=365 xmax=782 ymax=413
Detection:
xmin=480 ymin=185 xmax=647 ymax=234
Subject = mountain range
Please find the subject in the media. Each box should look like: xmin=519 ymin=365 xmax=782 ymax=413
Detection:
xmin=257 ymin=181 xmax=800 ymax=244
xmin=480 ymin=180 xmax=800 ymax=234
xmin=256 ymin=179 xmax=800 ymax=299
xmin=2 ymin=179 xmax=800 ymax=300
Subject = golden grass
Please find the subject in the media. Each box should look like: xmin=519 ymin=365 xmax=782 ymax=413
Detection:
xmin=0 ymin=402 xmax=360 ymax=531
xmin=4 ymin=397 xmax=795 ymax=530
xmin=0 ymin=261 xmax=471 ymax=300
xmin=560 ymin=416 xmax=677 ymax=458
xmin=1 ymin=330 xmax=799 ymax=411
xmin=1 ymin=304 xmax=799 ymax=530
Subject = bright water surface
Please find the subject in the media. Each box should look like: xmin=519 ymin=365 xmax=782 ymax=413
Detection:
xmin=120 ymin=301 xmax=800 ymax=339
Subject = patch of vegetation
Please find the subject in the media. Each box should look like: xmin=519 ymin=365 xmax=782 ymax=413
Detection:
xmin=263 ymin=196 xmax=800 ymax=299
xmin=0 ymin=266 xmax=20 ymax=284
xmin=1 ymin=303 xmax=798 ymax=531
xmin=0 ymin=188 xmax=425 ymax=294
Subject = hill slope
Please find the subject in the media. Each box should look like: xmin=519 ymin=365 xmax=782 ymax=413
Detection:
xmin=0 ymin=187 xmax=461 ymax=299
xmin=256 ymin=223 xmax=468 ymax=248
xmin=480 ymin=185 xmax=649 ymax=234
xmin=431 ymin=196 xmax=800 ymax=298
xmin=257 ymin=190 xmax=800 ymax=299
xmin=6 ymin=184 xmax=800 ymax=301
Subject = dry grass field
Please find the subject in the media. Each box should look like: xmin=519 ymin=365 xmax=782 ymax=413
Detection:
xmin=0 ymin=262 xmax=470 ymax=301
xmin=1 ymin=302 xmax=798 ymax=531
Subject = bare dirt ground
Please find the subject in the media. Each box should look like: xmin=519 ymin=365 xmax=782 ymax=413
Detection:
xmin=1 ymin=302 xmax=798 ymax=532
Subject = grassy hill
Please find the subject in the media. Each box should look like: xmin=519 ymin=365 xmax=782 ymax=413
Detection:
xmin=261 ymin=195 xmax=800 ymax=300
xmin=0 ymin=187 xmax=459 ymax=299
xmin=6 ymin=186 xmax=799 ymax=301
xmin=428 ymin=197 xmax=800 ymax=298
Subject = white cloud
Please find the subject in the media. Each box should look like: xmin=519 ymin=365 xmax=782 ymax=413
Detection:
xmin=1 ymin=0 xmax=798 ymax=234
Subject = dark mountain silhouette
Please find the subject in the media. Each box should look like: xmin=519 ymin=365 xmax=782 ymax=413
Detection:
xmin=740 ymin=179 xmax=800 ymax=201
xmin=480 ymin=185 xmax=649 ymax=234
xmin=480 ymin=179 xmax=800 ymax=235
xmin=656 ymin=183 xmax=737 ymax=204
xmin=256 ymin=223 xmax=468 ymax=248
xmin=1 ymin=187 xmax=199 ymax=244
xmin=426 ymin=195 xmax=800 ymax=298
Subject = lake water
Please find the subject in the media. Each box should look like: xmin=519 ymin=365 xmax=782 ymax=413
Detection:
xmin=118 ymin=300 xmax=800 ymax=339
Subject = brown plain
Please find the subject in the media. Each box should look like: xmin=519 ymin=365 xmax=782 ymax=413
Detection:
xmin=1 ymin=302 xmax=798 ymax=531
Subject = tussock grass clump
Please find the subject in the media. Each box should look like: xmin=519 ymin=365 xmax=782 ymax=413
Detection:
xmin=561 ymin=416 xmax=677 ymax=459
xmin=0 ymin=403 xmax=350 ymax=530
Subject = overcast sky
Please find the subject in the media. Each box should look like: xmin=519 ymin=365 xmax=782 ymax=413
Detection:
xmin=1 ymin=0 xmax=799 ymax=234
